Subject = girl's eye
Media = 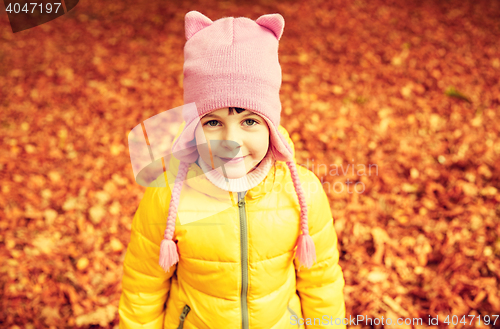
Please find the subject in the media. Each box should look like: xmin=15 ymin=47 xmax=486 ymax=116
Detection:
xmin=204 ymin=120 xmax=220 ymax=127
xmin=244 ymin=119 xmax=258 ymax=126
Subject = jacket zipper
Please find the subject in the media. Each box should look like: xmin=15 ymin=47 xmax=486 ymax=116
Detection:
xmin=238 ymin=191 xmax=249 ymax=329
xmin=176 ymin=305 xmax=191 ymax=329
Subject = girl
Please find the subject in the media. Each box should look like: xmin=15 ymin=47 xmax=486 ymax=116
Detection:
xmin=119 ymin=11 xmax=346 ymax=329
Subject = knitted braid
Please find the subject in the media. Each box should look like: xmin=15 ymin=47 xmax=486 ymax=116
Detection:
xmin=159 ymin=161 xmax=190 ymax=273
xmin=287 ymin=161 xmax=309 ymax=235
xmin=165 ymin=161 xmax=190 ymax=239
xmin=286 ymin=161 xmax=317 ymax=270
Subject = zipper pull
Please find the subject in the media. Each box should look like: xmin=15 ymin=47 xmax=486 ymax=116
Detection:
xmin=238 ymin=192 xmax=246 ymax=207
xmin=179 ymin=305 xmax=191 ymax=321
xmin=177 ymin=305 xmax=191 ymax=329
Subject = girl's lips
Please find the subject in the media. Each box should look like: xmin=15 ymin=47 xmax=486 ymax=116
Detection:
xmin=219 ymin=155 xmax=246 ymax=164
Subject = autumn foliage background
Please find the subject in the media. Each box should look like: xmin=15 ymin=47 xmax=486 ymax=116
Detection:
xmin=1 ymin=0 xmax=500 ymax=328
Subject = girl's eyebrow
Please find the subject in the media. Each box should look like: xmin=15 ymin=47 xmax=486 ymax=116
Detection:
xmin=202 ymin=112 xmax=260 ymax=120
xmin=202 ymin=113 xmax=221 ymax=119
xmin=240 ymin=112 xmax=260 ymax=118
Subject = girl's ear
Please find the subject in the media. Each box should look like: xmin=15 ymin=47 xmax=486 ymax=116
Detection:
xmin=255 ymin=14 xmax=285 ymax=40
xmin=185 ymin=11 xmax=214 ymax=40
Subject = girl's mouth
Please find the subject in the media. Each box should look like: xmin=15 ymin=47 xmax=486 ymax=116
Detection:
xmin=218 ymin=155 xmax=246 ymax=164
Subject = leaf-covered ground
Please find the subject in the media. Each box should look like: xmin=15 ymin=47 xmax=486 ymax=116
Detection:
xmin=1 ymin=0 xmax=499 ymax=328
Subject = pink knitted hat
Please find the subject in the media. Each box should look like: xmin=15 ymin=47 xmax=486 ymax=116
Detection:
xmin=172 ymin=10 xmax=293 ymax=163
xmin=159 ymin=11 xmax=316 ymax=273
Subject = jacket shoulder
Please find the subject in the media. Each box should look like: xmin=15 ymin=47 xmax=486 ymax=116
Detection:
xmin=130 ymin=174 xmax=173 ymax=246
xmin=295 ymin=164 xmax=320 ymax=182
xmin=275 ymin=161 xmax=326 ymax=206
xmin=295 ymin=164 xmax=324 ymax=197
xmin=294 ymin=165 xmax=334 ymax=238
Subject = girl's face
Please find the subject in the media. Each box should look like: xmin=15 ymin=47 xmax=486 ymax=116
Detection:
xmin=194 ymin=108 xmax=270 ymax=179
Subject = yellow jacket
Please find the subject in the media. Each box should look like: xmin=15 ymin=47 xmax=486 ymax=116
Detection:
xmin=119 ymin=125 xmax=346 ymax=328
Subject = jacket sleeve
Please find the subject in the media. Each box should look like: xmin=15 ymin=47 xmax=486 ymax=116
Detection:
xmin=119 ymin=185 xmax=176 ymax=329
xmin=293 ymin=169 xmax=346 ymax=329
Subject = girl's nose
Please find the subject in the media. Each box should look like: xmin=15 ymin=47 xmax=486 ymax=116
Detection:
xmin=220 ymin=127 xmax=242 ymax=151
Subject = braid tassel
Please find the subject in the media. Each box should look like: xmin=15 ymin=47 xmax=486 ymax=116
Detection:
xmin=295 ymin=233 xmax=316 ymax=271
xmin=287 ymin=161 xmax=317 ymax=271
xmin=159 ymin=161 xmax=190 ymax=273
xmin=159 ymin=239 xmax=179 ymax=273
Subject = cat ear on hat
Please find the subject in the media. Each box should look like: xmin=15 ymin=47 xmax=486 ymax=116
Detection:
xmin=255 ymin=13 xmax=285 ymax=40
xmin=185 ymin=11 xmax=213 ymax=40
